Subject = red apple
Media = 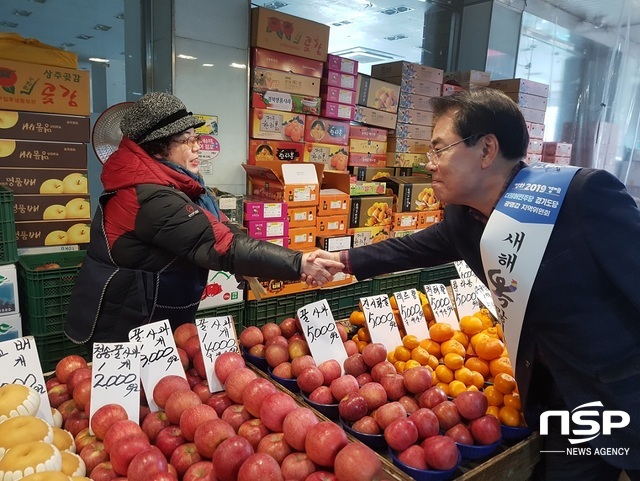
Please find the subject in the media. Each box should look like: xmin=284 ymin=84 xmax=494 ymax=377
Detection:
xmin=469 ymin=414 xmax=502 ymax=445
xmin=282 ymin=407 xmax=319 ymax=451
xmin=304 ymin=421 xmax=348 ymax=467
xmin=257 ymin=432 xmax=293 ymax=465
xmin=446 ymin=422 xmax=475 ymax=445
xmin=89 ymin=461 xmax=119 ymax=481
xmin=384 ymin=417 xmax=419 ymax=451
xmin=74 ymin=427 xmax=97 ymax=453
xmin=139 ymin=404 xmax=151 ymax=424
xmin=91 ymin=403 xmax=129 ymax=440
xmin=173 ymin=323 xmax=198 ymax=349
xmin=260 ymin=391 xmax=298 ymax=432
xmin=352 ymin=415 xmax=381 ymax=435
xmin=297 ymin=366 xmax=324 ymax=394
xmin=191 ymin=379 xmax=212 ymax=403
xmin=177 ymin=347 xmax=190 ymax=370
xmin=193 ymin=419 xmax=235 ymax=459
xmin=266 ymin=335 xmax=288 ymax=348
xmin=242 ymin=378 xmax=278 ymax=417
xmin=265 ymin=343 xmax=289 ymax=368
xmin=183 ymin=335 xmax=202 ymax=361
xmin=397 ymin=445 xmax=428 ymax=470
xmin=279 ymin=317 xmax=298 ymax=339
xmin=249 ymin=344 xmax=266 ymax=358
xmin=336 ymin=322 xmax=348 ymax=342
xmin=71 ymin=377 xmax=92 ymax=411
xmin=343 ymin=353 xmax=367 ymax=377
xmin=403 ymin=366 xmax=433 ymax=394
xmin=290 ymin=355 xmax=316 ymax=378
xmin=64 ymin=410 xmax=89 ymax=438
xmin=179 ymin=404 xmax=218 ymax=441
xmin=127 ymin=446 xmax=168 ymax=481
xmin=223 ymin=367 xmax=257 ymax=404
xmin=338 ymin=392 xmax=368 ymax=422
xmin=110 ymin=433 xmax=152 ymax=475
xmin=399 ymin=394 xmax=420 ymax=414
xmin=237 ymin=452 xmax=283 ymax=481
xmin=57 ymin=398 xmax=79 ymax=422
xmin=183 ymin=461 xmax=214 ymax=481
xmin=56 ymin=354 xmax=88 ymax=384
xmin=214 ymin=351 xmax=246 ymax=385
xmin=238 ymin=418 xmax=270 ymax=450
xmin=47 ymin=383 xmax=71 ymax=408
xmin=306 ymin=471 xmax=338 ymax=481
xmin=221 ymin=403 xmax=252 ymax=432
xmin=80 ymin=440 xmax=109 ymax=474
xmin=309 ymin=386 xmax=335 ymax=404
xmin=155 ymin=425 xmax=187 ymax=459
xmin=317 ymin=359 xmax=341 ymax=386
xmin=358 ymin=382 xmax=387 ymax=412
xmin=356 ymin=372 xmax=373 ymax=386
xmin=152 ymin=375 xmax=190 ymax=409
xmin=103 ymin=419 xmax=145 ymax=454
xmin=141 ymin=411 xmax=171 ymax=443
xmin=46 ymin=376 xmax=61 ymax=391
xmin=147 ymin=473 xmax=178 ymax=481
xmin=205 ymin=392 xmax=233 ymax=417
xmin=453 ymin=390 xmax=489 ymax=421
xmin=212 ymin=435 xmax=254 ymax=481
xmin=373 ymin=401 xmax=406 ymax=430
xmin=193 ymin=351 xmax=208 ymax=380
xmin=329 ymin=374 xmax=359 ymax=402
xmin=419 ymin=386 xmax=448 ymax=409
xmin=169 ymin=442 xmax=202 ymax=478
xmin=261 ymin=322 xmax=282 ymax=342
xmin=361 ymin=343 xmax=387 ymax=368
xmin=370 ymin=361 xmax=396 ymax=383
xmin=271 ymin=361 xmax=292 ymax=378
xmin=432 ymin=400 xmax=461 ymax=431
xmin=421 ymin=435 xmax=459 ymax=470
xmin=239 ymin=325 xmax=264 ymax=348
xmin=287 ymin=338 xmax=310 ymax=360
xmin=409 ymin=408 xmax=440 ymax=440
xmin=380 ymin=373 xmax=407 ymax=401
xmin=343 ymin=340 xmax=358 ymax=356
xmin=164 ymin=389 xmax=202 ymax=425
xmin=67 ymin=366 xmax=93 ymax=393
xmin=334 ymin=442 xmax=384 ymax=481
xmin=281 ymin=452 xmax=317 ymax=480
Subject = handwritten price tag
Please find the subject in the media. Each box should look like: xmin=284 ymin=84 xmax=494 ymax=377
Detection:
xmin=454 ymin=260 xmax=476 ymax=281
xmin=393 ymin=289 xmax=429 ymax=339
xmin=360 ymin=294 xmax=402 ymax=353
xmin=90 ymin=342 xmax=142 ymax=429
xmin=297 ymin=299 xmax=348 ymax=370
xmin=195 ymin=316 xmax=240 ymax=393
xmin=451 ymin=278 xmax=479 ymax=318
xmin=129 ymin=320 xmax=185 ymax=411
xmin=454 ymin=260 xmax=498 ymax=319
xmin=0 ymin=336 xmax=53 ymax=424
xmin=424 ymin=284 xmax=459 ymax=329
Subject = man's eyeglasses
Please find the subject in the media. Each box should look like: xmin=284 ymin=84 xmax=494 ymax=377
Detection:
xmin=172 ymin=134 xmax=202 ymax=148
xmin=426 ymin=133 xmax=486 ymax=166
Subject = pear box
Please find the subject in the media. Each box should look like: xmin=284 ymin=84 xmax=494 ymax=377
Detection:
xmin=0 ymin=168 xmax=88 ymax=195
xmin=197 ymin=270 xmax=245 ymax=310
xmin=13 ymin=194 xmax=91 ymax=221
xmin=0 ymin=139 xmax=87 ymax=169
xmin=0 ymin=110 xmax=90 ymax=142
xmin=0 ymin=264 xmax=19 ymax=316
xmin=15 ymin=220 xmax=90 ymax=248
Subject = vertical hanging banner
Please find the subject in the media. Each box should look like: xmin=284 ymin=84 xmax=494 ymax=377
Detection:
xmin=129 ymin=320 xmax=185 ymax=411
xmin=360 ymin=294 xmax=402 ymax=352
xmin=89 ymin=342 xmax=142 ymax=429
xmin=195 ymin=316 xmax=239 ymax=393
xmin=393 ymin=289 xmax=429 ymax=339
xmin=450 ymin=278 xmax=480 ymax=318
xmin=297 ymin=299 xmax=348 ymax=370
xmin=423 ymin=283 xmax=459 ymax=328
xmin=0 ymin=336 xmax=53 ymax=424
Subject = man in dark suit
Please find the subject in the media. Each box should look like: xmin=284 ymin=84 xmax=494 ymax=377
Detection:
xmin=310 ymin=88 xmax=640 ymax=481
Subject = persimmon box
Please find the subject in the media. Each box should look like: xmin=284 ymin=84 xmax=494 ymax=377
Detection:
xmin=248 ymin=139 xmax=304 ymax=164
xmin=250 ymin=109 xmax=306 ymax=142
xmin=243 ymin=161 xmax=323 ymax=207
xmin=303 ymin=116 xmax=349 ymax=145
xmin=303 ymin=143 xmax=349 ymax=171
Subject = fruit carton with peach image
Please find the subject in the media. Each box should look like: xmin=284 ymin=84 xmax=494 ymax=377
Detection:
xmin=303 ymin=143 xmax=349 ymax=171
xmin=387 ymin=137 xmax=430 ymax=154
xmin=0 ymin=110 xmax=90 ymax=142
xmin=303 ymin=116 xmax=350 ymax=146
xmin=15 ymin=220 xmax=90 ymax=247
xmin=349 ymin=166 xmax=394 ymax=182
xmin=385 ymin=176 xmax=440 ymax=212
xmin=252 ymin=67 xmax=321 ymax=98
xmin=197 ymin=270 xmax=244 ymax=310
xmin=356 ymin=74 xmax=401 ymax=114
xmin=243 ymin=161 xmax=323 ymax=208
xmin=0 ymin=139 xmax=87 ymax=169
xmin=0 ymin=168 xmax=88 ymax=195
xmin=250 ymin=108 xmax=306 ymax=142
xmin=13 ymin=194 xmax=91 ymax=221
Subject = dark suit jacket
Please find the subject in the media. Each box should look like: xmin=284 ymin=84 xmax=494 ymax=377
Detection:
xmin=349 ymin=166 xmax=640 ymax=469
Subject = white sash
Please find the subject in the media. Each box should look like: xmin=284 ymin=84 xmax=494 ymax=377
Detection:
xmin=480 ymin=164 xmax=579 ymax=374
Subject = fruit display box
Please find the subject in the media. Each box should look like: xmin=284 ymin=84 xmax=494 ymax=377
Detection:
xmin=251 ymin=47 xmax=324 ymax=78
xmin=385 ymin=77 xmax=443 ymax=98
xmin=249 ymin=108 xmax=306 ymax=142
xmin=248 ymin=139 xmax=305 ymax=164
xmin=356 ymin=74 xmax=401 ymax=114
xmin=244 ymin=197 xmax=288 ymax=221
xmin=0 ymin=186 xmax=18 ymax=265
xmin=15 ymin=219 xmax=90 ymax=248
xmin=302 ymin=143 xmax=349 ymax=171
xmin=349 ymin=125 xmax=389 ymax=142
xmin=0 ymin=110 xmax=90 ymax=142
xmin=13 ymin=194 xmax=91 ymax=221
xmin=0 ymin=139 xmax=87 ymax=169
xmin=252 ymin=67 xmax=321 ymax=98
xmin=0 ymin=168 xmax=88 ymax=195
xmin=371 ymin=61 xmax=444 ymax=84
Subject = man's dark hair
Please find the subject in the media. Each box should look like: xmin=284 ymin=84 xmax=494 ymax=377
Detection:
xmin=430 ymin=88 xmax=529 ymax=160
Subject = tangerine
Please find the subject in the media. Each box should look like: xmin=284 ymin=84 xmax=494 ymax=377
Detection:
xmin=475 ymin=308 xmax=495 ymax=329
xmin=471 ymin=371 xmax=485 ymax=390
xmin=429 ymin=323 xmax=455 ymax=342
xmin=435 ymin=364 xmax=454 ymax=384
xmin=459 ymin=315 xmax=484 ymax=335
xmin=454 ymin=367 xmax=474 ymax=385
xmin=427 ymin=355 xmax=440 ymax=370
xmin=475 ymin=338 xmax=505 ymax=361
xmin=467 ymin=385 xmax=480 ymax=392
xmin=387 ymin=351 xmax=397 ymax=364
xmin=394 ymin=345 xmax=411 ymax=362
xmin=405 ymin=359 xmax=421 ymax=370
xmin=489 ymin=356 xmax=514 ymax=377
xmin=503 ymin=393 xmax=522 ymax=411
xmin=436 ymin=382 xmax=450 ymax=396
xmin=440 ymin=339 xmax=466 ymax=357
xmin=451 ymin=330 xmax=470 ymax=348
xmin=486 ymin=405 xmax=500 ymax=418
xmin=411 ymin=346 xmax=431 ymax=366
xmin=494 ymin=372 xmax=517 ymax=395
xmin=484 ymin=385 xmax=503 ymax=406
xmin=419 ymin=339 xmax=442 ymax=358
xmin=349 ymin=310 xmax=366 ymax=326
xmin=465 ymin=357 xmax=490 ymax=378
xmin=394 ymin=361 xmax=406 ymax=373
xmin=499 ymin=406 xmax=521 ymax=427
xmin=402 ymin=334 xmax=420 ymax=350
xmin=356 ymin=341 xmax=368 ymax=353
xmin=358 ymin=327 xmax=371 ymax=343
xmin=443 ymin=352 xmax=464 ymax=370
xmin=449 ymin=380 xmax=467 ymax=398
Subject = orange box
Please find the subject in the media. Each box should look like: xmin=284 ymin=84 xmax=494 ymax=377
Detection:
xmin=392 ymin=211 xmax=420 ymax=231
xmin=0 ymin=59 xmax=90 ymax=115
xmin=288 ymin=226 xmax=317 ymax=250
xmin=419 ymin=209 xmax=443 ymax=227
xmin=248 ymin=139 xmax=304 ymax=164
xmin=251 ymin=7 xmax=330 ymax=62
xmin=316 ymin=214 xmax=348 ymax=236
xmin=243 ymin=161 xmax=323 ymax=207
xmin=287 ymin=206 xmax=315 ymax=228
xmin=303 ymin=143 xmax=349 ymax=171
xmin=245 ymin=277 xmax=318 ymax=301
xmin=356 ymin=74 xmax=400 ymax=113
xmin=304 ymin=116 xmax=350 ymax=145
xmin=250 ymin=109 xmax=306 ymax=142
xmin=317 ymin=235 xmax=351 ymax=251
xmin=318 ymin=171 xmax=351 ymax=217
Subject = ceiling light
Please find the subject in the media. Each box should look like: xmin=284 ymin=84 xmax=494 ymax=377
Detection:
xmin=177 ymin=54 xmax=197 ymax=60
xmin=230 ymin=63 xmax=247 ymax=69
xmin=76 ymin=34 xmax=93 ymax=40
xmin=380 ymin=5 xmax=414 ymax=15
xmin=331 ymin=46 xmax=398 ymax=64
xmin=60 ymin=42 xmax=75 ymax=48
xmin=28 ymin=0 xmax=46 ymax=3
xmin=89 ymin=57 xmax=110 ymax=63
xmin=94 ymin=24 xmax=112 ymax=31
xmin=331 ymin=20 xmax=353 ymax=26
xmin=384 ymin=34 xmax=409 ymax=40
xmin=263 ymin=1 xmax=288 ymax=9
xmin=115 ymin=12 xmax=124 ymax=19
xmin=202 ymin=63 xmax=214 ymax=67
xmin=0 ymin=21 xmax=18 ymax=28
xmin=12 ymin=9 xmax=32 ymax=16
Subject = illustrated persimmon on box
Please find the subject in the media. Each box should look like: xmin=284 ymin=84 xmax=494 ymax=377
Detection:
xmin=303 ymin=143 xmax=349 ymax=171
xmin=0 ymin=59 xmax=90 ymax=116
xmin=198 ymin=270 xmax=244 ymax=310
xmin=248 ymin=139 xmax=305 ymax=164
xmin=243 ymin=161 xmax=323 ymax=207
xmin=249 ymin=108 xmax=306 ymax=142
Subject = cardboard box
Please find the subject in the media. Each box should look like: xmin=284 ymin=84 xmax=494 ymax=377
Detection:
xmin=322 ymin=71 xmax=357 ymax=91
xmin=265 ymin=236 xmax=289 ymax=247
xmin=304 ymin=116 xmax=350 ymax=145
xmin=347 ymin=225 xmax=391 ymax=247
xmin=444 ymin=70 xmax=491 ymax=85
xmin=397 ymin=108 xmax=434 ymax=127
xmin=392 ymin=211 xmax=419 ymax=231
xmin=251 ymin=47 xmax=323 ymax=78
xmin=353 ymin=106 xmax=397 ymax=129
xmin=541 ymin=154 xmax=571 ymax=165
xmin=249 ymin=109 xmax=306 ymax=142
xmin=252 ymin=89 xmax=321 ymax=115
xmin=317 ymin=235 xmax=351 ymax=251
xmin=0 ymin=312 xmax=21 ymax=341
xmin=0 ymin=264 xmax=19 ymax=316
xmin=197 ymin=270 xmax=244 ymax=310
xmin=13 ymin=194 xmax=91 ymax=221
xmin=349 ymin=166 xmax=394 ymax=182
xmin=390 ymin=228 xmax=423 ymax=238
xmin=349 ymin=195 xmax=394 ymax=228
xmin=356 ymin=74 xmax=400 ymax=113
xmin=0 ymin=168 xmax=88 ymax=195
xmin=527 ymin=122 xmax=545 ymax=140
xmin=319 ymin=189 xmax=350 ymax=216
xmin=387 ymin=137 xmax=430 ymax=154
xmin=505 ymin=92 xmax=548 ymax=111
xmin=251 ymin=7 xmax=330 ymax=62
xmin=326 ymin=54 xmax=358 ymax=75
xmin=526 ymin=153 xmax=543 ymax=164
xmin=349 ymin=125 xmax=388 ymax=142
xmin=243 ymin=161 xmax=323 ymax=207
xmin=395 ymin=167 xmax=414 ymax=177
xmin=320 ymin=102 xmax=355 ymax=121
xmin=0 ymin=59 xmax=90 ymax=115
xmin=0 ymin=139 xmax=87 ymax=169
xmin=489 ymin=78 xmax=549 ymax=98
xmin=384 ymin=77 xmax=442 ymax=97
xmin=216 ymin=194 xmax=244 ymax=224
xmin=348 ymin=152 xmax=387 ymax=168
xmin=248 ymin=139 xmax=305 ymax=164
xmin=528 ymin=139 xmax=544 ymax=154
xmin=0 ymin=110 xmax=89 ymax=142
xmin=288 ymin=226 xmax=317 ymax=250
xmin=287 ymin=206 xmax=315 ymax=228
xmin=253 ymin=67 xmax=321 ymax=97
xmin=321 ymin=85 xmax=356 ymax=105
xmin=349 ymin=138 xmax=387 ymax=155
xmin=371 ymin=61 xmax=443 ymax=84
xmin=244 ymin=219 xmax=289 ymax=239
xmin=398 ymin=92 xmax=434 ymax=112
xmin=386 ymin=152 xmax=428 ymax=168
xmin=15 ymin=220 xmax=90 ymax=247
xmin=246 ymin=277 xmax=318 ymax=301
xmin=519 ymin=106 xmax=545 ymax=124
xmin=385 ymin=176 xmax=440 ymax=212
xmin=349 ymin=180 xmax=387 ymax=196
xmin=303 ymin=143 xmax=349 ymax=171
xmin=441 ymin=84 xmax=465 ymax=96
xmin=391 ymin=123 xmax=432 ymax=141
xmin=543 ymin=142 xmax=572 ymax=157
xmin=244 ymin=197 xmax=288 ymax=221
xmin=419 ymin=209 xmax=443 ymax=227
xmin=316 ymin=214 xmax=348 ymax=235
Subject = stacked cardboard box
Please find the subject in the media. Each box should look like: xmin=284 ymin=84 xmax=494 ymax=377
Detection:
xmin=302 ymin=115 xmax=351 ymax=171
xmin=352 ymin=73 xmax=400 ymax=130
xmin=321 ymin=54 xmax=358 ymax=121
xmin=542 ymin=142 xmax=572 ymax=165
xmin=444 ymin=70 xmax=491 ymax=90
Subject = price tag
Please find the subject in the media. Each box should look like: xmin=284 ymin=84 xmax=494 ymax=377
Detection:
xmin=453 ymin=261 xmax=498 ymax=319
xmin=89 ymin=342 xmax=142 ymax=430
xmin=454 ymin=260 xmax=477 ymax=281
xmin=0 ymin=336 xmax=53 ymax=424
xmin=451 ymin=278 xmax=480 ymax=318
xmin=359 ymin=295 xmax=402 ymax=353
xmin=297 ymin=300 xmax=348 ymax=370
xmin=423 ymin=284 xmax=459 ymax=329
xmin=393 ymin=289 xmax=429 ymax=339
xmin=195 ymin=316 xmax=240 ymax=393
xmin=129 ymin=320 xmax=185 ymax=411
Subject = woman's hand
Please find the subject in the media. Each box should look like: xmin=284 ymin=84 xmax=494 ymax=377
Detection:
xmin=300 ymin=250 xmax=344 ymax=286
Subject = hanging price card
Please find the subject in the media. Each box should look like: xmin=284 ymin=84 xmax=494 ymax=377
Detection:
xmin=359 ymin=294 xmax=402 ymax=353
xmin=89 ymin=342 xmax=142 ymax=430
xmin=451 ymin=278 xmax=480 ymax=318
xmin=0 ymin=336 xmax=53 ymax=424
xmin=454 ymin=260 xmax=476 ymax=281
xmin=297 ymin=299 xmax=348 ymax=370
xmin=393 ymin=289 xmax=429 ymax=339
xmin=129 ymin=320 xmax=185 ymax=411
xmin=423 ymin=283 xmax=459 ymax=328
xmin=195 ymin=316 xmax=240 ymax=393
xmin=454 ymin=260 xmax=498 ymax=318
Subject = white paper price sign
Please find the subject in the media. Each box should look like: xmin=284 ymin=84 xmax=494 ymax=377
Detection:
xmin=451 ymin=278 xmax=480 ymax=318
xmin=424 ymin=284 xmax=459 ymax=329
xmin=359 ymin=295 xmax=402 ymax=353
xmin=129 ymin=320 xmax=186 ymax=411
xmin=454 ymin=260 xmax=476 ymax=281
xmin=454 ymin=260 xmax=498 ymax=319
xmin=90 ymin=342 xmax=142 ymax=429
xmin=297 ymin=299 xmax=348 ymax=370
xmin=0 ymin=336 xmax=53 ymax=424
xmin=195 ymin=316 xmax=239 ymax=393
xmin=393 ymin=289 xmax=429 ymax=339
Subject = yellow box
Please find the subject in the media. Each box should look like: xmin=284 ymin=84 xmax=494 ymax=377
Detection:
xmin=349 ymin=195 xmax=394 ymax=229
xmin=356 ymin=74 xmax=400 ymax=113
xmin=348 ymin=138 xmax=387 ymax=155
xmin=243 ymin=161 xmax=323 ymax=207
xmin=13 ymin=194 xmax=91 ymax=221
xmin=303 ymin=143 xmax=349 ymax=171
xmin=347 ymin=225 xmax=391 ymax=247
xmin=249 ymin=108 xmax=306 ymax=142
xmin=0 ymin=59 xmax=90 ymax=115
xmin=246 ymin=278 xmax=318 ymax=301
xmin=0 ymin=33 xmax=78 ymax=69
xmin=288 ymin=226 xmax=317 ymax=250
xmin=316 ymin=214 xmax=348 ymax=236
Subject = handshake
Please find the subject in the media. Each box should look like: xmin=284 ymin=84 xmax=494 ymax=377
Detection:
xmin=300 ymin=250 xmax=345 ymax=287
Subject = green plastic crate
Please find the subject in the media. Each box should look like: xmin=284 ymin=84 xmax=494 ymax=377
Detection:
xmin=17 ymin=250 xmax=86 ymax=336
xmin=419 ymin=263 xmax=459 ymax=287
xmin=371 ymin=269 xmax=422 ymax=296
xmin=319 ymin=280 xmax=372 ymax=321
xmin=0 ymin=186 xmax=18 ymax=265
xmin=245 ymin=290 xmax=319 ymax=327
xmin=34 ymin=332 xmax=90 ymax=373
xmin=196 ymin=301 xmax=245 ymax=334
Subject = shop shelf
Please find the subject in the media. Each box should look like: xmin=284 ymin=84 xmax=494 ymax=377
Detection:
xmin=17 ymin=250 xmax=86 ymax=336
xmin=245 ymin=290 xmax=319 ymax=327
xmin=195 ymin=301 xmax=245 ymax=335
xmin=0 ymin=186 xmax=18 ymax=265
xmin=34 ymin=332 xmax=90 ymax=373
xmin=419 ymin=262 xmax=459 ymax=287
xmin=319 ymin=279 xmax=373 ymax=321
xmin=371 ymin=269 xmax=422 ymax=296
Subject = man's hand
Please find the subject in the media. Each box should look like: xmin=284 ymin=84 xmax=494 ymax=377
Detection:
xmin=300 ymin=250 xmax=344 ymax=286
